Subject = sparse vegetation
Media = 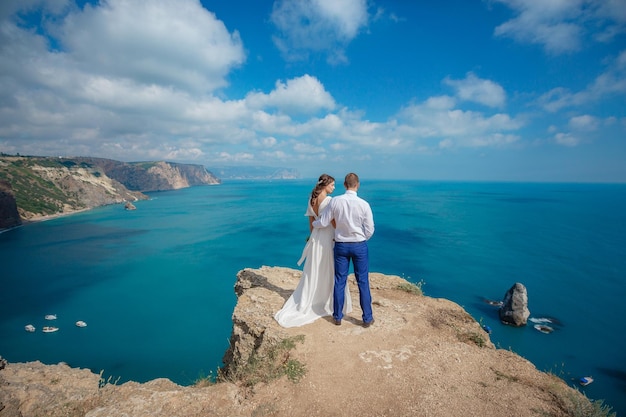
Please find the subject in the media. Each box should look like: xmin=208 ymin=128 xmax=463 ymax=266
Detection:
xmin=220 ymin=335 xmax=306 ymax=387
xmin=397 ymin=279 xmax=425 ymax=296
xmin=194 ymin=370 xmax=217 ymax=387
xmin=457 ymin=330 xmax=487 ymax=347
xmin=566 ymin=396 xmax=616 ymax=417
xmin=132 ymin=161 xmax=159 ymax=170
xmin=540 ymin=369 xmax=617 ymax=417
xmin=492 ymin=368 xmax=520 ymax=383
xmin=536 ymin=384 xmax=617 ymax=417
xmin=0 ymin=160 xmax=69 ymax=215
xmin=98 ymin=370 xmax=121 ymax=389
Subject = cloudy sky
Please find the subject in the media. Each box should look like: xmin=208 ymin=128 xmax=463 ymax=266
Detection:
xmin=1 ymin=0 xmax=625 ymax=181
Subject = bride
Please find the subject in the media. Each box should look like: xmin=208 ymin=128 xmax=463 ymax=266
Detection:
xmin=274 ymin=174 xmax=352 ymax=327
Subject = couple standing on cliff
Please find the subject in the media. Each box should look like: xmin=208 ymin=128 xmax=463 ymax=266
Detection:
xmin=274 ymin=172 xmax=375 ymax=328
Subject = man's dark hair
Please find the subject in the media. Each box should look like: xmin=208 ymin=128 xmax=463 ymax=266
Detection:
xmin=344 ymin=173 xmax=359 ymax=188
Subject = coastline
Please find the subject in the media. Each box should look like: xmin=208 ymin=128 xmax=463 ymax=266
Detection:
xmin=22 ymin=207 xmax=95 ymax=224
xmin=2 ymin=203 xmax=129 ymax=233
xmin=1 ymin=208 xmax=96 ymax=234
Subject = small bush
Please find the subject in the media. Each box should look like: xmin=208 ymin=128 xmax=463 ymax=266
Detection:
xmin=220 ymin=335 xmax=306 ymax=387
xmin=559 ymin=389 xmax=616 ymax=417
xmin=458 ymin=330 xmax=486 ymax=348
xmin=397 ymin=280 xmax=424 ymax=296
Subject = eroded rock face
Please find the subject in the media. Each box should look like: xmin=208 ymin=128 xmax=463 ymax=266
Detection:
xmin=73 ymin=157 xmax=221 ymax=192
xmin=499 ymin=282 xmax=530 ymax=326
xmin=0 ymin=180 xmax=21 ymax=229
xmin=0 ymin=156 xmax=221 ymax=225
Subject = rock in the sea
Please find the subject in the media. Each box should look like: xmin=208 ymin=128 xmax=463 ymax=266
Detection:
xmin=499 ymin=282 xmax=530 ymax=326
xmin=124 ymin=202 xmax=136 ymax=210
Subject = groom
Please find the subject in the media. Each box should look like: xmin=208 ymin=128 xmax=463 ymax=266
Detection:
xmin=313 ymin=173 xmax=375 ymax=327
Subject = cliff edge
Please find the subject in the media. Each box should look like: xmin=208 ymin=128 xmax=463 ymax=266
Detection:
xmin=0 ymin=180 xmax=21 ymax=229
xmin=0 ymin=267 xmax=594 ymax=417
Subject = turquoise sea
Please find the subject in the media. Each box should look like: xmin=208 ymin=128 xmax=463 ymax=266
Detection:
xmin=1 ymin=180 xmax=625 ymax=414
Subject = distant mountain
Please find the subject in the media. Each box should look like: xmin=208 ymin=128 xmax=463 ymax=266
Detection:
xmin=0 ymin=155 xmax=220 ymax=225
xmin=213 ymin=166 xmax=301 ymax=180
xmin=73 ymin=157 xmax=221 ymax=191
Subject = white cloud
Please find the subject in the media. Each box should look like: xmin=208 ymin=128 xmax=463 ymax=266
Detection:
xmin=569 ymin=114 xmax=599 ymax=130
xmin=245 ymin=75 xmax=336 ymax=115
xmin=314 ymin=0 xmax=368 ymax=39
xmin=216 ymin=151 xmax=255 ymax=162
xmin=270 ymin=0 xmax=369 ymax=63
xmin=381 ymin=92 xmax=524 ymax=150
xmin=0 ymin=0 xmax=69 ymax=21
xmin=493 ymin=0 xmax=626 ymax=54
xmin=259 ymin=137 xmax=278 ymax=148
xmin=292 ymin=141 xmax=327 ymax=154
xmin=592 ymin=0 xmax=626 ymax=41
xmin=0 ymin=1 xmax=580 ymax=176
xmin=260 ymin=149 xmax=289 ymax=160
xmin=56 ymin=0 xmax=245 ymax=93
xmin=444 ymin=73 xmax=507 ymax=108
xmin=554 ymin=132 xmax=581 ymax=146
xmin=538 ymin=49 xmax=626 ymax=111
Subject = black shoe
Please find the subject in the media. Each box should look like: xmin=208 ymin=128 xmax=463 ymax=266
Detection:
xmin=363 ymin=319 xmax=375 ymax=328
xmin=333 ymin=319 xmax=341 ymax=326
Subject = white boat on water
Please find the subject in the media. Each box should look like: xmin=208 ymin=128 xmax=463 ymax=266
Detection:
xmin=580 ymin=376 xmax=594 ymax=386
xmin=530 ymin=317 xmax=552 ymax=324
xmin=42 ymin=326 xmax=59 ymax=333
xmin=25 ymin=324 xmax=36 ymax=332
xmin=75 ymin=320 xmax=87 ymax=327
xmin=45 ymin=314 xmax=57 ymax=320
xmin=484 ymin=299 xmax=503 ymax=307
xmin=533 ymin=324 xmax=554 ymax=334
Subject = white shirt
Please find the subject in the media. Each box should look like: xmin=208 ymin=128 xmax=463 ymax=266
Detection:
xmin=313 ymin=190 xmax=374 ymax=242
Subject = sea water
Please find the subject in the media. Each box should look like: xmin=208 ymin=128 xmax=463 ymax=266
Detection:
xmin=1 ymin=180 xmax=624 ymax=414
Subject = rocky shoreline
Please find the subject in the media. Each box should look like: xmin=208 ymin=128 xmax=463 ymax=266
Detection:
xmin=0 ymin=266 xmax=598 ymax=417
xmin=0 ymin=156 xmax=221 ymax=230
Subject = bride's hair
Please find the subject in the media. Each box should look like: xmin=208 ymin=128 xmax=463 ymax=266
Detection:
xmin=310 ymin=174 xmax=335 ymax=207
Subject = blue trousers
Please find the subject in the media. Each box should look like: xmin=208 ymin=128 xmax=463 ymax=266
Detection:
xmin=333 ymin=241 xmax=373 ymax=323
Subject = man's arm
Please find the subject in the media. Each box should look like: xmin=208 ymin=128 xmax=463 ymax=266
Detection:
xmin=312 ymin=202 xmax=333 ymax=229
xmin=363 ymin=205 xmax=375 ymax=240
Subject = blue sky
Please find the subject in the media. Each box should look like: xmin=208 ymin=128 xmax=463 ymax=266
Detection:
xmin=0 ymin=0 xmax=625 ymax=181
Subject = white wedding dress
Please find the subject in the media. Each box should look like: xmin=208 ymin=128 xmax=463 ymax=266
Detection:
xmin=274 ymin=196 xmax=352 ymax=328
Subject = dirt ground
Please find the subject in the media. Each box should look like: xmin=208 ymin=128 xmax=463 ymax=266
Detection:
xmin=222 ymin=267 xmax=585 ymax=417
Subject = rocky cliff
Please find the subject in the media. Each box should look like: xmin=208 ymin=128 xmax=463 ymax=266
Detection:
xmin=0 ymin=180 xmax=21 ymax=229
xmin=0 ymin=267 xmax=601 ymax=417
xmin=72 ymin=157 xmax=221 ymax=191
xmin=0 ymin=156 xmax=220 ymax=226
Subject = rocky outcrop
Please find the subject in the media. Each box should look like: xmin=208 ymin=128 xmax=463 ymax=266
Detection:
xmin=0 ymin=267 xmax=596 ymax=417
xmin=0 ymin=180 xmax=21 ymax=229
xmin=72 ymin=157 xmax=221 ymax=191
xmin=124 ymin=202 xmax=137 ymax=210
xmin=499 ymin=282 xmax=531 ymax=326
xmin=0 ymin=156 xmax=221 ymax=226
xmin=0 ymin=156 xmax=148 ymax=222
